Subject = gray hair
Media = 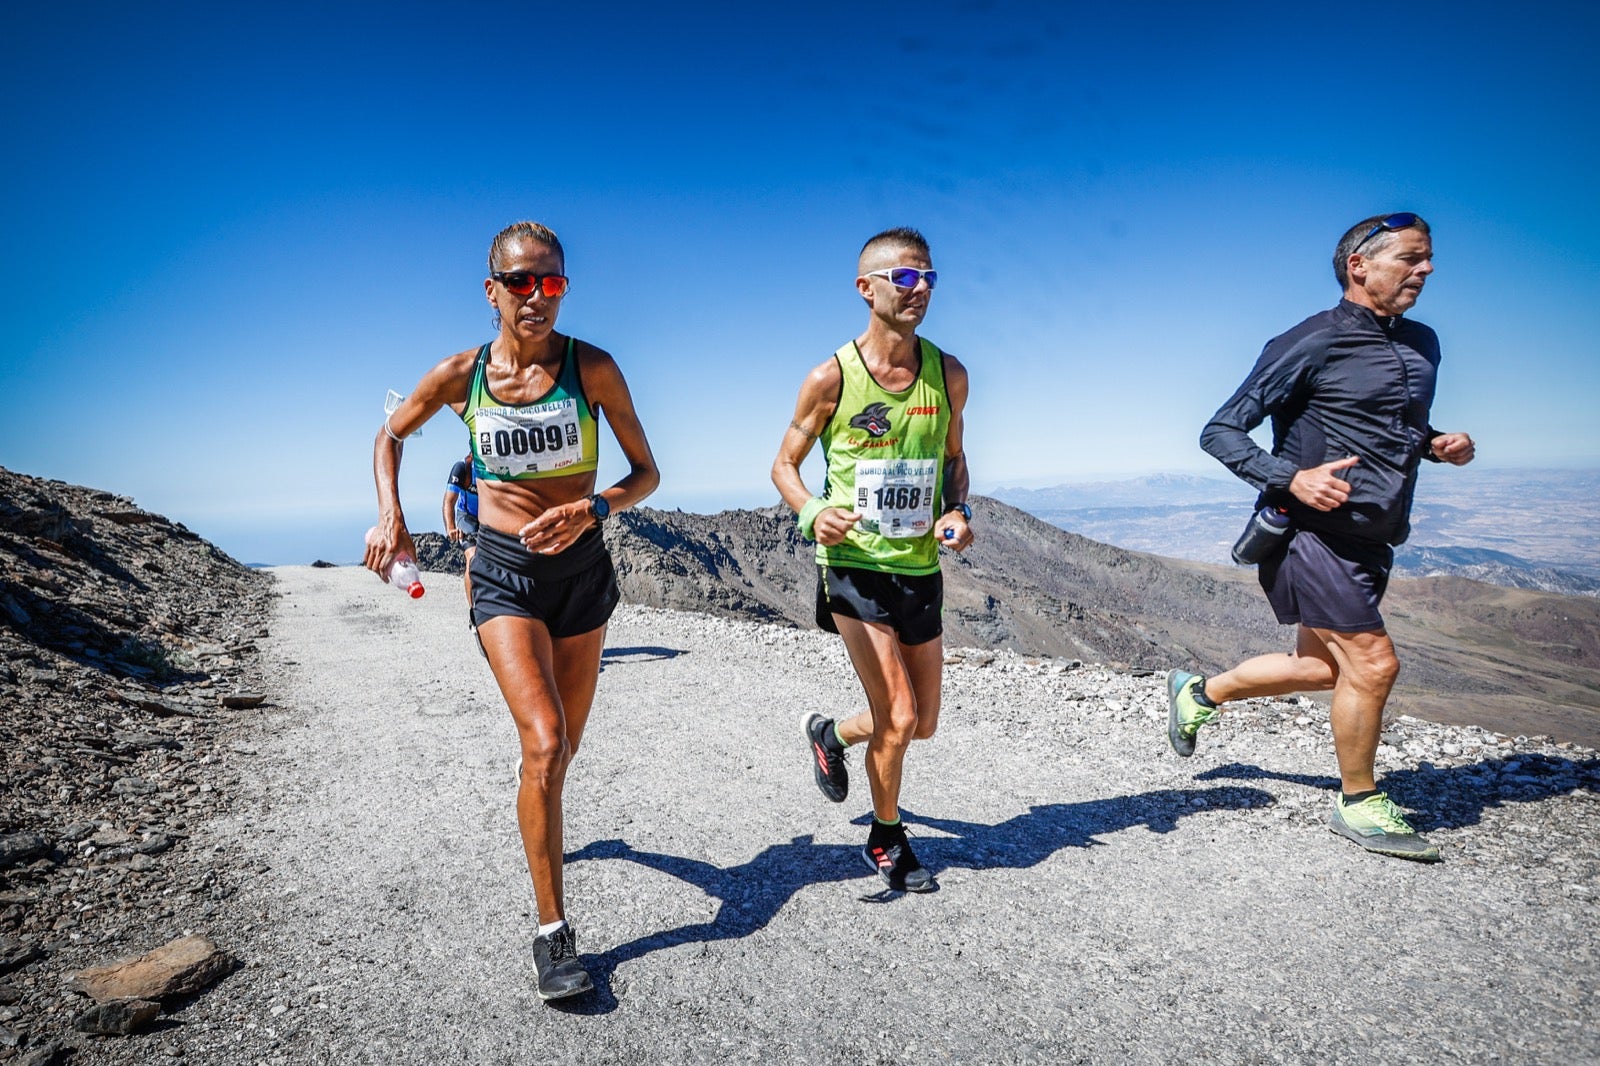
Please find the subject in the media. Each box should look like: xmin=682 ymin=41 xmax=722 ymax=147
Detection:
xmin=1333 ymin=213 xmax=1430 ymax=288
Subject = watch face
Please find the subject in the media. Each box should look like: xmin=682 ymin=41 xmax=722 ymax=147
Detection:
xmin=591 ymin=495 xmax=610 ymax=519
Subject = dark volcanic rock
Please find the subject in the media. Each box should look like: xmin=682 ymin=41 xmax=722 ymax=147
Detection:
xmin=71 ymin=997 xmax=161 ymax=1035
xmin=413 ymin=531 xmax=467 ymax=575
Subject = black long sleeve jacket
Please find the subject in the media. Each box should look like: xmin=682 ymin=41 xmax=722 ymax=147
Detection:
xmin=1200 ymin=298 xmax=1443 ymax=547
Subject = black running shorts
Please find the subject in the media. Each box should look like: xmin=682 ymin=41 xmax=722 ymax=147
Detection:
xmin=816 ymin=565 xmax=943 ymax=646
xmin=470 ymin=526 xmax=619 ymax=637
xmin=1259 ymin=528 xmax=1392 ymax=633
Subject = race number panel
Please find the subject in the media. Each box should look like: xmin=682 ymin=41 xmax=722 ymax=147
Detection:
xmin=474 ymin=399 xmax=584 ymax=477
xmin=854 ymin=458 xmax=937 ymax=539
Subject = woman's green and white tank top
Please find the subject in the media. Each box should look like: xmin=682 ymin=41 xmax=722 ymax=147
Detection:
xmin=816 ymin=337 xmax=952 ymax=575
xmin=461 ymin=338 xmax=600 ymax=481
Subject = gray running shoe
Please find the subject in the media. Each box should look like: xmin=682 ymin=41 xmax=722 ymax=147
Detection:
xmin=532 ymin=924 xmax=593 ymax=1001
xmin=1166 ymin=670 xmax=1220 ymax=757
xmin=1329 ymin=793 xmax=1442 ymax=863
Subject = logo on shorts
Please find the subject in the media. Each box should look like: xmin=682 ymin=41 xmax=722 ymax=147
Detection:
xmin=849 ymin=403 xmax=893 ymax=438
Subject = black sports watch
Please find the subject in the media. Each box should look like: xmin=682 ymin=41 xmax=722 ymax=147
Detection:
xmin=588 ymin=494 xmax=611 ymax=524
xmin=946 ymin=502 xmax=972 ymax=521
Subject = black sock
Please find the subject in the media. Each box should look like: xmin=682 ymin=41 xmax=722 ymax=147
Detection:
xmin=1342 ymin=789 xmax=1381 ymax=805
xmin=868 ymin=818 xmax=903 ymax=845
xmin=1192 ymin=677 xmax=1218 ymax=709
xmin=821 ymin=723 xmax=846 ymax=754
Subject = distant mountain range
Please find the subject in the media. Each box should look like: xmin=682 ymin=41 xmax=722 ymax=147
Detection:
xmin=989 ymin=468 xmax=1600 ymax=597
xmin=6 ymin=459 xmax=1593 ymax=749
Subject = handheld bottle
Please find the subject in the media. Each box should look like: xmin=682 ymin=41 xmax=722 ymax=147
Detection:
xmin=364 ymin=526 xmax=425 ymax=598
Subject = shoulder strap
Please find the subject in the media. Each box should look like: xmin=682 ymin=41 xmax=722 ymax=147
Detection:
xmin=465 ymin=343 xmax=492 ymax=413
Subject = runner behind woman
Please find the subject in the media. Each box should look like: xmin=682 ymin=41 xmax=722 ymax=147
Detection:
xmin=443 ymin=452 xmax=479 ymax=604
xmin=366 ymin=221 xmax=660 ymax=1000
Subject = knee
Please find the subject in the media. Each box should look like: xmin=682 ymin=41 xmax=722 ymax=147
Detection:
xmin=877 ymin=701 xmax=919 ymax=748
xmin=1346 ymin=650 xmax=1400 ymax=694
xmin=519 ymin=736 xmax=572 ymax=783
xmin=912 ymin=706 xmax=940 ymax=741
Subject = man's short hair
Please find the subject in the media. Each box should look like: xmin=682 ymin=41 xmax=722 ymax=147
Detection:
xmin=1333 ymin=213 xmax=1430 ymax=288
xmin=860 ymin=226 xmax=931 ymax=266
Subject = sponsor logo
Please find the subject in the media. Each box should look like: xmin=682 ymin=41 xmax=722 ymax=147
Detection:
xmin=905 ymin=405 xmax=940 ymax=416
xmin=849 ymin=437 xmax=901 ymax=449
xmin=848 ymin=402 xmax=893 ymax=438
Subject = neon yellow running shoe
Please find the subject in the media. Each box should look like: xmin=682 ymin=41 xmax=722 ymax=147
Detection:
xmin=1329 ymin=792 xmax=1442 ymax=863
xmin=1166 ymin=670 xmax=1220 ymax=757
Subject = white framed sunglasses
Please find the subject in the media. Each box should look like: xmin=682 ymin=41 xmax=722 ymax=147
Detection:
xmin=863 ymin=266 xmax=938 ymax=290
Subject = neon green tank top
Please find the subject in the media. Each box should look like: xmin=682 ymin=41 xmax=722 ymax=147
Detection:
xmin=462 ymin=338 xmax=600 ymax=481
xmin=816 ymin=337 xmax=952 ymax=575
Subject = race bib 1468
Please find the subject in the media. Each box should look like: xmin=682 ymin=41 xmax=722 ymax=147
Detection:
xmin=855 ymin=458 xmax=937 ymax=539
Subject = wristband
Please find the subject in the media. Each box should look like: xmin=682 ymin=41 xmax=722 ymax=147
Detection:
xmin=797 ymin=497 xmax=829 ymax=541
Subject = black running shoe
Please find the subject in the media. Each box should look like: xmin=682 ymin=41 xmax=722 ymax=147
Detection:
xmin=802 ymin=712 xmax=848 ymax=803
xmin=532 ymin=925 xmax=593 ymax=1001
xmin=862 ymin=832 xmax=934 ymax=893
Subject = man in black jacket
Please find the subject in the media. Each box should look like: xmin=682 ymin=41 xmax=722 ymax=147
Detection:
xmin=1167 ymin=212 xmax=1475 ymax=862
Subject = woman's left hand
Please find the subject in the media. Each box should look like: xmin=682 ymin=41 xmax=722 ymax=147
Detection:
xmin=519 ymin=500 xmax=596 ymax=554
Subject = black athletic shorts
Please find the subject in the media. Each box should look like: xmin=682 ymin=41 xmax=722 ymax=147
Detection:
xmin=816 ymin=564 xmax=943 ymax=646
xmin=470 ymin=526 xmax=619 ymax=637
xmin=1259 ymin=528 xmax=1392 ymax=633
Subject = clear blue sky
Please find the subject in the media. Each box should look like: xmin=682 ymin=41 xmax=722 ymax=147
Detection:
xmin=3 ymin=2 xmax=1596 ymax=563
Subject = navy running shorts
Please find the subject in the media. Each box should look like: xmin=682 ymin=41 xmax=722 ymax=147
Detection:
xmin=816 ymin=565 xmax=943 ymax=646
xmin=1259 ymin=528 xmax=1393 ymax=633
xmin=470 ymin=525 xmax=619 ymax=637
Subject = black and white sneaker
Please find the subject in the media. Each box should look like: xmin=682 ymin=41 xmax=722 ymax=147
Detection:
xmin=532 ymin=924 xmax=593 ymax=1001
xmin=802 ymin=712 xmax=849 ymax=803
xmin=862 ymin=829 xmax=934 ymax=893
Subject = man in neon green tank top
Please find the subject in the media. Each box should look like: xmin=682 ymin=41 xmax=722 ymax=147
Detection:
xmin=773 ymin=227 xmax=973 ymax=893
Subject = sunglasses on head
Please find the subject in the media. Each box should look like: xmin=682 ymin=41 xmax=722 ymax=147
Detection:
xmin=492 ymin=271 xmax=570 ymax=298
xmin=864 ymin=267 xmax=938 ymax=290
xmin=1351 ymin=213 xmax=1420 ymax=255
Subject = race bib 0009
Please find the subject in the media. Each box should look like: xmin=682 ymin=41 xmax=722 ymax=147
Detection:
xmin=855 ymin=458 xmax=937 ymax=539
xmin=475 ymin=400 xmax=583 ymax=476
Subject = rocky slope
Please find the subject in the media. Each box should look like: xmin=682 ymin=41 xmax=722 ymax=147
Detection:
xmin=0 ymin=466 xmax=272 ymax=1063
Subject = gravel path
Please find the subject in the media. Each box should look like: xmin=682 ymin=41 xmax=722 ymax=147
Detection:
xmin=106 ymin=565 xmax=1599 ymax=1064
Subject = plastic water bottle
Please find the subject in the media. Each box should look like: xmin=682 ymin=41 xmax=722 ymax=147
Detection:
xmin=365 ymin=527 xmax=426 ymax=598
xmin=1231 ymin=506 xmax=1291 ymax=566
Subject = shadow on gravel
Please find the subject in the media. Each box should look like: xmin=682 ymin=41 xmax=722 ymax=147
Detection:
xmin=1195 ymin=754 xmax=1599 ymax=830
xmin=600 ymin=645 xmax=686 ymax=669
xmin=561 ymin=785 xmax=1270 ymax=1006
xmin=888 ymin=786 xmax=1276 ymax=870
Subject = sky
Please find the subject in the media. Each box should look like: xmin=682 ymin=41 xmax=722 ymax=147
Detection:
xmin=2 ymin=2 xmax=1597 ymax=564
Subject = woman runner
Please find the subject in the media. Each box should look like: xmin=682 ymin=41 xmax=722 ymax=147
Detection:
xmin=366 ymin=221 xmax=660 ymax=1000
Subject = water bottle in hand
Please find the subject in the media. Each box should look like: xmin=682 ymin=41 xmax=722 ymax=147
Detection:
xmin=365 ymin=526 xmax=426 ymax=598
